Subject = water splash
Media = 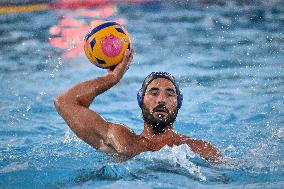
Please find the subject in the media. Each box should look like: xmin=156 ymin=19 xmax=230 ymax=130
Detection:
xmin=135 ymin=144 xmax=207 ymax=181
xmin=234 ymin=127 xmax=284 ymax=173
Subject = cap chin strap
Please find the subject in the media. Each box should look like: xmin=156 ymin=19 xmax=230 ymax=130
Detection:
xmin=137 ymin=72 xmax=183 ymax=110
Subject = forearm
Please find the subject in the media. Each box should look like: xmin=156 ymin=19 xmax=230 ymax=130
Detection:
xmin=57 ymin=74 xmax=117 ymax=107
xmin=55 ymin=49 xmax=133 ymax=108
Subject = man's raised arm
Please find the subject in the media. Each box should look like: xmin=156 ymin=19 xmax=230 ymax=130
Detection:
xmin=54 ymin=49 xmax=136 ymax=155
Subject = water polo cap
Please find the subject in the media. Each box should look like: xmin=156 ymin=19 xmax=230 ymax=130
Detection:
xmin=137 ymin=72 xmax=183 ymax=109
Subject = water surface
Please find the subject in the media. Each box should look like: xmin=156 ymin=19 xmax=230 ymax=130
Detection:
xmin=0 ymin=1 xmax=283 ymax=188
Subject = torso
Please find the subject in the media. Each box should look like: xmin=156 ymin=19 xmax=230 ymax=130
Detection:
xmin=130 ymin=132 xmax=219 ymax=163
xmin=137 ymin=132 xmax=189 ymax=152
xmin=104 ymin=124 xmax=220 ymax=162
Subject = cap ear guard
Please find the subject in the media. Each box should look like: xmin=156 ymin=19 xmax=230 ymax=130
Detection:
xmin=137 ymin=88 xmax=143 ymax=109
xmin=177 ymin=92 xmax=183 ymax=110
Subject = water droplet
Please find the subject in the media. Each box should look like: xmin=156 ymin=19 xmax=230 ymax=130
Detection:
xmin=26 ymin=105 xmax=31 ymax=112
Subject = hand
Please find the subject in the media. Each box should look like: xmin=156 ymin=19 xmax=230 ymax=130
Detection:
xmin=107 ymin=48 xmax=134 ymax=84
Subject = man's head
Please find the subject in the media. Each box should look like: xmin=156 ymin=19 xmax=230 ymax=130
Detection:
xmin=137 ymin=72 xmax=183 ymax=134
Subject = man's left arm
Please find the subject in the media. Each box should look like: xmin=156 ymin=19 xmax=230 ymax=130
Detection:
xmin=186 ymin=139 xmax=222 ymax=163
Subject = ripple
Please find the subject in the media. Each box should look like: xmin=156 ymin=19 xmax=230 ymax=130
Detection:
xmin=0 ymin=161 xmax=29 ymax=173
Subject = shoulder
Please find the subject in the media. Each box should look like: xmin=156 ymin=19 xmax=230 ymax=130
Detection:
xmin=177 ymin=134 xmax=212 ymax=148
xmin=184 ymin=136 xmax=217 ymax=152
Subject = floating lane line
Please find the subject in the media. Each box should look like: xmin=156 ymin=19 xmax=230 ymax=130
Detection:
xmin=0 ymin=1 xmax=111 ymax=15
xmin=0 ymin=3 xmax=48 ymax=15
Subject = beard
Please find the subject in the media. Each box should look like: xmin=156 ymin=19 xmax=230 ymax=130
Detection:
xmin=142 ymin=104 xmax=178 ymax=134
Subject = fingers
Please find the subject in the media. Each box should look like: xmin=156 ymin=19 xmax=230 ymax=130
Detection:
xmin=125 ymin=48 xmax=134 ymax=70
xmin=106 ymin=47 xmax=134 ymax=82
xmin=129 ymin=48 xmax=134 ymax=62
xmin=122 ymin=48 xmax=134 ymax=64
xmin=107 ymin=48 xmax=133 ymax=73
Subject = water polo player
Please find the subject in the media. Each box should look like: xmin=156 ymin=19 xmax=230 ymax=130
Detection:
xmin=54 ymin=49 xmax=221 ymax=162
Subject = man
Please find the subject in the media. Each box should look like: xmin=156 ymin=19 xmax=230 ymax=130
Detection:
xmin=54 ymin=49 xmax=221 ymax=162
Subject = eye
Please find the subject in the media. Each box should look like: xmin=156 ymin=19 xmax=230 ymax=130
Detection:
xmin=166 ymin=92 xmax=174 ymax=97
xmin=150 ymin=90 xmax=158 ymax=96
xmin=166 ymin=90 xmax=175 ymax=97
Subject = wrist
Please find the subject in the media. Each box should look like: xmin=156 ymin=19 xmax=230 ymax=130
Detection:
xmin=106 ymin=73 xmax=119 ymax=86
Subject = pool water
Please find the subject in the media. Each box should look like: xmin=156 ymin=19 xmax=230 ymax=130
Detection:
xmin=0 ymin=1 xmax=283 ymax=188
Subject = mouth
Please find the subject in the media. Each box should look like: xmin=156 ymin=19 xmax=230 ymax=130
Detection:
xmin=153 ymin=107 xmax=169 ymax=117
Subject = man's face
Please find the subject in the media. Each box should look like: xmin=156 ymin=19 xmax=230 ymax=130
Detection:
xmin=142 ymin=78 xmax=178 ymax=134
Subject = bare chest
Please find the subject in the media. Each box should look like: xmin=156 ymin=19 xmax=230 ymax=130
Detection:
xmin=137 ymin=136 xmax=186 ymax=152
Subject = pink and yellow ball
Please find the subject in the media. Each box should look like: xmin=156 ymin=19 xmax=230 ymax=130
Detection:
xmin=84 ymin=21 xmax=132 ymax=68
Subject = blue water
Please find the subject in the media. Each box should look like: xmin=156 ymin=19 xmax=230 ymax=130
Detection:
xmin=0 ymin=1 xmax=284 ymax=188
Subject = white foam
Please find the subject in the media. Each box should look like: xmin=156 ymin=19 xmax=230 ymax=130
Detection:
xmin=136 ymin=144 xmax=206 ymax=181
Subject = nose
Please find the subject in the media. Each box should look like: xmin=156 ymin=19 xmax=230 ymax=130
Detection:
xmin=156 ymin=93 xmax=167 ymax=105
xmin=158 ymin=100 xmax=166 ymax=106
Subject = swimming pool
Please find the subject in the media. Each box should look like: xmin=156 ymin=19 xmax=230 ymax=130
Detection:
xmin=0 ymin=1 xmax=283 ymax=188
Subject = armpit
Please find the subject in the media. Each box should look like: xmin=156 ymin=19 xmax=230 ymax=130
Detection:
xmin=97 ymin=138 xmax=117 ymax=154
